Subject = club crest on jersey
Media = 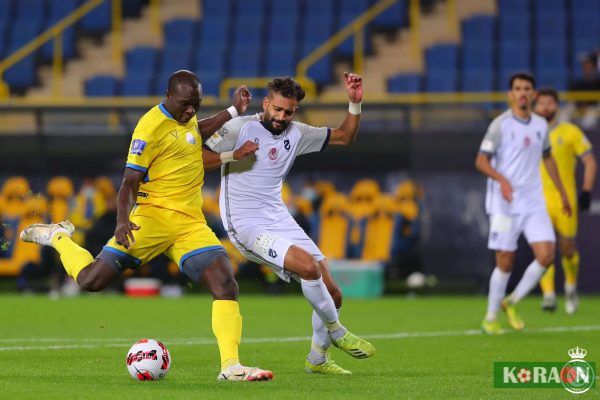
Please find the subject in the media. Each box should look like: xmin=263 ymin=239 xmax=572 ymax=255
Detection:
xmin=524 ymin=137 xmax=531 ymax=147
xmin=130 ymin=139 xmax=146 ymax=155
xmin=268 ymin=147 xmax=278 ymax=160
xmin=186 ymin=132 xmax=196 ymax=145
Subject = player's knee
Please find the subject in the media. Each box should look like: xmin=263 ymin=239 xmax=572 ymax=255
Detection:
xmin=213 ymin=276 xmax=239 ymax=300
xmin=204 ymin=257 xmax=239 ymax=300
xmin=297 ymin=258 xmax=321 ymax=280
xmin=537 ymin=252 xmax=554 ymax=267
xmin=76 ymin=269 xmax=107 ymax=292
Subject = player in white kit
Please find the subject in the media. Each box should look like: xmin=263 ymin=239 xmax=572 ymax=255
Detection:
xmin=475 ymin=72 xmax=572 ymax=335
xmin=203 ymin=73 xmax=375 ymax=374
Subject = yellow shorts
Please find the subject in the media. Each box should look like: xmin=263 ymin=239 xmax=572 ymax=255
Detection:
xmin=545 ymin=194 xmax=577 ymax=238
xmin=102 ymin=204 xmax=223 ymax=271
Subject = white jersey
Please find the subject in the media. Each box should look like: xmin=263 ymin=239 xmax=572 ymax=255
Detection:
xmin=205 ymin=114 xmax=330 ymax=231
xmin=479 ymin=110 xmax=551 ymax=215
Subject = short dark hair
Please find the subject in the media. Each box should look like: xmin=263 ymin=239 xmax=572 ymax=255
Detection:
xmin=508 ymin=72 xmax=536 ymax=89
xmin=168 ymin=70 xmax=200 ymax=93
xmin=536 ymin=87 xmax=559 ymax=103
xmin=267 ymin=77 xmax=305 ymax=101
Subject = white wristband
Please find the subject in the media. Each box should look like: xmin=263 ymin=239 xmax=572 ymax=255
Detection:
xmin=227 ymin=106 xmax=238 ymax=118
xmin=219 ymin=151 xmax=235 ymax=164
xmin=348 ymin=102 xmax=362 ymax=115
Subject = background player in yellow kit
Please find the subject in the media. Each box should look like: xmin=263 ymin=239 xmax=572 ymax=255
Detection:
xmin=535 ymin=88 xmax=597 ymax=314
xmin=20 ymin=70 xmax=271 ymax=381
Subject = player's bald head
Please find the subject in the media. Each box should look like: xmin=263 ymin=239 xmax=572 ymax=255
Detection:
xmin=168 ymin=70 xmax=201 ymax=95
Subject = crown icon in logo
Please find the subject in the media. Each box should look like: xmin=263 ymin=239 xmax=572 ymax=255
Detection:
xmin=568 ymin=346 xmax=587 ymax=360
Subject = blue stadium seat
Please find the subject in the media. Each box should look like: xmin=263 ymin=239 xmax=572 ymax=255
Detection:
xmin=462 ymin=15 xmax=496 ymax=45
xmin=0 ymin=22 xmax=7 ymax=58
xmin=372 ymin=0 xmax=407 ymax=30
xmin=85 ymin=75 xmax=119 ymax=96
xmin=232 ymin=16 xmax=264 ymax=45
xmin=121 ymin=74 xmax=153 ymax=96
xmin=15 ymin=0 xmax=46 ymax=24
xmin=0 ymin=1 xmax=13 ymax=24
xmin=535 ymin=40 xmax=567 ymax=68
xmin=498 ymin=0 xmax=530 ymax=15
xmin=461 ymin=69 xmax=495 ymax=91
xmin=159 ymin=46 xmax=194 ymax=76
xmin=195 ymin=45 xmax=226 ymax=76
xmin=426 ymin=44 xmax=459 ymax=73
xmin=300 ymin=41 xmax=333 ymax=85
xmin=425 ymin=71 xmax=458 ymax=92
xmin=4 ymin=55 xmax=36 ymax=90
xmin=387 ymin=73 xmax=421 ymax=93
xmin=271 ymin=0 xmax=299 ymax=16
xmin=462 ymin=43 xmax=494 ymax=69
xmin=202 ymin=0 xmax=232 ymax=18
xmin=228 ymin=45 xmax=262 ymax=77
xmin=534 ymin=0 xmax=566 ymax=16
xmin=499 ymin=14 xmax=529 ymax=41
xmin=569 ymin=0 xmax=600 ymax=13
xmin=301 ymin=16 xmax=334 ymax=43
xmin=48 ymin=0 xmax=77 ymax=20
xmin=197 ymin=17 xmax=230 ymax=46
xmin=164 ymin=19 xmax=197 ymax=48
xmin=235 ymin=0 xmax=266 ymax=17
xmin=267 ymin=18 xmax=298 ymax=44
xmin=337 ymin=0 xmax=370 ymax=57
xmin=126 ymin=47 xmax=159 ymax=77
xmin=497 ymin=68 xmax=533 ymax=90
xmin=535 ymin=67 xmax=568 ymax=90
xmin=304 ymin=0 xmax=336 ymax=18
xmin=41 ymin=24 xmax=76 ymax=61
xmin=499 ymin=40 xmax=531 ymax=70
xmin=571 ymin=12 xmax=600 ymax=41
xmin=264 ymin=43 xmax=297 ymax=77
xmin=534 ymin=12 xmax=566 ymax=41
xmin=8 ymin=20 xmax=42 ymax=50
xmin=80 ymin=0 xmax=110 ymax=34
xmin=571 ymin=40 xmax=598 ymax=79
xmin=152 ymin=72 xmax=172 ymax=96
xmin=196 ymin=72 xmax=222 ymax=97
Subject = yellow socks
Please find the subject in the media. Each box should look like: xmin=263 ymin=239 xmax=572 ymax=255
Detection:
xmin=562 ymin=252 xmax=580 ymax=286
xmin=539 ymin=264 xmax=556 ymax=295
xmin=50 ymin=233 xmax=94 ymax=280
xmin=212 ymin=300 xmax=242 ymax=370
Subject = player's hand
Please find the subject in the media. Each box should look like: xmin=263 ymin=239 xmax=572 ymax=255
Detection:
xmin=500 ymin=178 xmax=513 ymax=203
xmin=578 ymin=191 xmax=591 ymax=212
xmin=561 ymin=194 xmax=572 ymax=217
xmin=232 ymin=85 xmax=252 ymax=115
xmin=344 ymin=72 xmax=363 ymax=103
xmin=233 ymin=140 xmax=259 ymax=160
xmin=114 ymin=219 xmax=140 ymax=249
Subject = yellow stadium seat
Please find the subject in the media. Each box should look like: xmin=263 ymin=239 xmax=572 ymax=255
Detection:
xmin=0 ymin=176 xmax=31 ymax=218
xmin=318 ymin=193 xmax=349 ymax=259
xmin=361 ymin=195 xmax=396 ymax=262
xmin=47 ymin=176 xmax=74 ymax=223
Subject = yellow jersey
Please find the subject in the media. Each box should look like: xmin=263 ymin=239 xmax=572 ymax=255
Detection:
xmin=540 ymin=121 xmax=592 ymax=201
xmin=126 ymin=103 xmax=205 ymax=221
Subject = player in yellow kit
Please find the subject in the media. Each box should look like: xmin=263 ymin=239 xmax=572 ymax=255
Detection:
xmin=20 ymin=70 xmax=271 ymax=381
xmin=535 ymin=88 xmax=597 ymax=314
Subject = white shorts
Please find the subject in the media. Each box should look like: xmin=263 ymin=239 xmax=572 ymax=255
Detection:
xmin=226 ymin=215 xmax=325 ymax=282
xmin=487 ymin=211 xmax=555 ymax=251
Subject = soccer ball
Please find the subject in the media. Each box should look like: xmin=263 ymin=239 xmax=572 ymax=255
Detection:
xmin=126 ymin=339 xmax=171 ymax=381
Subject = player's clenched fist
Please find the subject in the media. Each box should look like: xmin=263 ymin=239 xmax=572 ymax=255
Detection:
xmin=233 ymin=85 xmax=252 ymax=115
xmin=344 ymin=72 xmax=363 ymax=103
xmin=233 ymin=140 xmax=259 ymax=161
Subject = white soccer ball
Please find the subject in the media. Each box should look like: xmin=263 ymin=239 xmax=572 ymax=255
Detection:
xmin=126 ymin=339 xmax=171 ymax=381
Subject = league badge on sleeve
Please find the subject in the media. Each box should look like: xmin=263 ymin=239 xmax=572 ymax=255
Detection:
xmin=130 ymin=139 xmax=147 ymax=155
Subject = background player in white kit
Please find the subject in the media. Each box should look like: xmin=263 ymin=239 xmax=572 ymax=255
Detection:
xmin=475 ymin=72 xmax=572 ymax=335
xmin=203 ymin=73 xmax=375 ymax=374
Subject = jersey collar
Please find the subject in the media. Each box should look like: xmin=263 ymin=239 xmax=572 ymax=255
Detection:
xmin=159 ymin=102 xmax=175 ymax=120
xmin=511 ymin=112 xmax=531 ymax=125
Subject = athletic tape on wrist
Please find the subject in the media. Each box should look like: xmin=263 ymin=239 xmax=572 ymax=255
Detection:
xmin=220 ymin=151 xmax=235 ymax=164
xmin=348 ymin=102 xmax=362 ymax=115
xmin=227 ymin=106 xmax=238 ymax=118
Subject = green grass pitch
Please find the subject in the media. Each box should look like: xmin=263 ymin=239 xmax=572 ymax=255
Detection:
xmin=1 ymin=294 xmax=598 ymax=399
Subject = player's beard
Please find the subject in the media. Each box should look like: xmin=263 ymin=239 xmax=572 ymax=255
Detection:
xmin=261 ymin=113 xmax=289 ymax=135
xmin=542 ymin=111 xmax=556 ymax=123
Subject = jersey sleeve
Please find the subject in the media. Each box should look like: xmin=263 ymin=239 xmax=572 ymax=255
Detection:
xmin=295 ymin=121 xmax=331 ymax=155
xmin=571 ymin=126 xmax=593 ymax=157
xmin=541 ymin=121 xmax=552 ymax=154
xmin=126 ymin=129 xmax=156 ymax=173
xmin=204 ymin=116 xmax=247 ymax=153
xmin=479 ymin=118 xmax=502 ymax=155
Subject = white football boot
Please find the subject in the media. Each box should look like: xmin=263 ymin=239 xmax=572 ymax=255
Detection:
xmin=217 ymin=364 xmax=273 ymax=381
xmin=20 ymin=220 xmax=75 ymax=246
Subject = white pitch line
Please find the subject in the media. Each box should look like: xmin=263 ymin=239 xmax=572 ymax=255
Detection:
xmin=1 ymin=325 xmax=599 ymax=352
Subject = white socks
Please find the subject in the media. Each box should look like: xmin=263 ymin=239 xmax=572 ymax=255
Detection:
xmin=508 ymin=260 xmax=547 ymax=304
xmin=308 ymin=308 xmax=340 ymax=365
xmin=300 ymin=277 xmax=346 ymax=337
xmin=485 ymin=267 xmax=511 ymax=322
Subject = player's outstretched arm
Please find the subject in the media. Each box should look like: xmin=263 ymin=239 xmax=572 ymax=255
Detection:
xmin=202 ymin=141 xmax=259 ymax=172
xmin=329 ymin=72 xmax=362 ymax=146
xmin=115 ymin=168 xmax=144 ymax=249
xmin=475 ymin=152 xmax=513 ymax=202
xmin=579 ymin=152 xmax=597 ymax=211
xmin=197 ymin=85 xmax=252 ymax=139
xmin=543 ymin=153 xmax=572 ymax=216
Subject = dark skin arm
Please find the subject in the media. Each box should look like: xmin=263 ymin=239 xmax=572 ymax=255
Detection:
xmin=202 ymin=141 xmax=259 ymax=172
xmin=114 ymin=168 xmax=144 ymax=249
xmin=197 ymin=85 xmax=252 ymax=139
